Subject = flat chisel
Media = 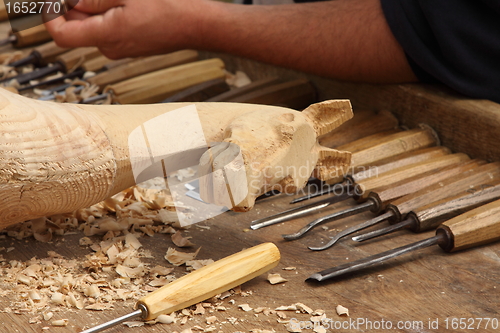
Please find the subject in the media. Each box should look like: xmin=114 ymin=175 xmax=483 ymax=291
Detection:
xmin=306 ymin=161 xmax=500 ymax=251
xmin=308 ymin=198 xmax=500 ymax=282
xmin=354 ymin=179 xmax=500 ymax=242
xmin=80 ymin=243 xmax=280 ymax=333
xmin=8 ymin=40 xmax=68 ymax=68
xmin=250 ymin=146 xmax=452 ymax=230
xmin=0 ymin=24 xmax=51 ymax=48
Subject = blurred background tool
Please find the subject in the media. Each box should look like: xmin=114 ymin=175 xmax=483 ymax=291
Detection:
xmin=0 ymin=24 xmax=51 ymax=48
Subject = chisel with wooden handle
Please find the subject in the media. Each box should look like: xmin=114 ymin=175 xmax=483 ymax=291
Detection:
xmin=308 ymin=198 xmax=500 ymax=282
xmin=2 ymin=47 xmax=102 ymax=85
xmin=80 ymin=243 xmax=280 ymax=333
xmin=282 ymin=155 xmax=475 ymax=243
xmin=82 ymin=58 xmax=226 ymax=104
xmin=161 ymin=78 xmax=230 ymax=103
xmin=8 ymin=40 xmax=68 ymax=68
xmin=207 ymin=77 xmax=281 ymax=102
xmin=86 ymin=50 xmax=199 ymax=90
xmin=292 ymin=126 xmax=439 ymax=203
xmin=21 ymin=50 xmax=198 ymax=92
xmin=354 ymin=179 xmax=500 ymax=242
xmin=250 ymin=149 xmax=459 ymax=230
xmin=0 ymin=24 xmax=51 ymax=48
xmin=318 ymin=110 xmax=399 ymax=148
xmin=305 ymin=161 xmax=500 ymax=251
xmin=224 ymin=78 xmax=317 ymax=111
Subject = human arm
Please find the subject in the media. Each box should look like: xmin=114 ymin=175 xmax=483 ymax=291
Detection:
xmin=45 ymin=0 xmax=418 ymax=83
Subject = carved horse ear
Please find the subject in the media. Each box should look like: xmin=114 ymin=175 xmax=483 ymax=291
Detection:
xmin=302 ymin=100 xmax=353 ymax=136
xmin=313 ymin=147 xmax=351 ymax=181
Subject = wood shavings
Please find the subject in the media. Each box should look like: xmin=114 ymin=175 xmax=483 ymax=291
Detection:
xmin=238 ymin=304 xmax=253 ymax=312
xmin=275 ymin=305 xmax=297 ymax=311
xmin=165 ymin=247 xmax=201 ymax=266
xmin=313 ymin=326 xmax=327 ymax=333
xmin=282 ymin=267 xmax=296 ymax=271
xmin=225 ymin=70 xmax=252 ymax=88
xmin=115 ymin=264 xmax=145 ymax=278
xmin=156 ymin=314 xmax=176 ymax=324
xmin=286 ymin=322 xmax=302 ymax=333
xmin=336 ymin=304 xmax=349 ymax=316
xmin=123 ymin=321 xmax=145 ymax=328
xmin=206 ymin=315 xmax=217 ymax=324
xmin=173 ymin=167 xmax=196 ymax=181
xmin=51 ymin=319 xmax=69 ymax=327
xmin=172 ymin=231 xmax=195 ymax=247
xmin=267 ymin=273 xmax=288 ymax=285
xmin=295 ymin=303 xmax=313 ymax=314
xmin=186 ymin=259 xmax=214 ymax=271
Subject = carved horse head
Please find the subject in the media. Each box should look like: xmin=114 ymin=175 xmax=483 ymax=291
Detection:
xmin=198 ymin=100 xmax=353 ymax=211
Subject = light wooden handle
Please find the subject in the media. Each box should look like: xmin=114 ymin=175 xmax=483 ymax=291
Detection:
xmin=87 ymin=50 xmax=199 ymax=88
xmin=33 ymin=41 xmax=69 ymax=65
xmin=387 ymin=162 xmax=500 ymax=222
xmin=319 ymin=109 xmax=399 ymax=148
xmin=326 ymin=127 xmax=437 ymax=184
xmin=56 ymin=47 xmax=102 ymax=71
xmin=350 ymin=146 xmax=451 ymax=183
xmin=82 ymin=55 xmax=114 ymax=72
xmin=228 ymin=78 xmax=316 ymax=111
xmin=137 ymin=243 xmax=280 ymax=320
xmin=106 ymin=58 xmax=226 ymax=104
xmin=365 ymin=160 xmax=484 ymax=212
xmin=439 ymin=199 xmax=500 ymax=252
xmin=11 ymin=24 xmax=52 ymax=48
xmin=336 ymin=129 xmax=401 ymax=153
xmin=412 ymin=180 xmax=500 ymax=232
xmin=206 ymin=77 xmax=281 ymax=102
xmin=356 ymin=153 xmax=470 ymax=195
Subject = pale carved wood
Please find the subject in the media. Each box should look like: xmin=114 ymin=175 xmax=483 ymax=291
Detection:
xmin=0 ymin=89 xmax=352 ymax=228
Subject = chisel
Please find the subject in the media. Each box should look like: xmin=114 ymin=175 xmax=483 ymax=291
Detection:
xmin=354 ymin=179 xmax=500 ymax=242
xmin=18 ymin=57 xmax=134 ymax=92
xmin=206 ymin=77 xmax=281 ymax=102
xmin=318 ymin=109 xmax=399 ymax=149
xmin=306 ymin=161 xmax=500 ymax=251
xmin=86 ymin=50 xmax=199 ymax=90
xmin=250 ymin=146 xmax=452 ymax=230
xmin=2 ymin=47 xmax=102 ymax=85
xmin=291 ymin=127 xmax=439 ymax=203
xmin=80 ymin=243 xmax=280 ymax=333
xmin=161 ymin=78 xmax=230 ymax=103
xmin=282 ymin=155 xmax=475 ymax=243
xmin=8 ymin=41 xmax=68 ymax=68
xmin=225 ymin=78 xmax=317 ymax=110
xmin=0 ymin=24 xmax=51 ymax=48
xmin=82 ymin=58 xmax=226 ymax=104
xmin=307 ymin=198 xmax=500 ymax=282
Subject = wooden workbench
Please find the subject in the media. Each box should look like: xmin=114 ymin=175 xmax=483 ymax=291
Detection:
xmin=0 ymin=25 xmax=499 ymax=333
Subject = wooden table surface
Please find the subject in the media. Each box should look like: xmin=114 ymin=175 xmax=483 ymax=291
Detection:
xmin=1 ymin=190 xmax=499 ymax=333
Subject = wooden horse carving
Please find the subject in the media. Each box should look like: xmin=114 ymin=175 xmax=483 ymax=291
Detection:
xmin=0 ymin=88 xmax=352 ymax=229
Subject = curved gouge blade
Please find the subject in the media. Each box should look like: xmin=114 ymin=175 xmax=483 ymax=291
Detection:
xmin=282 ymin=200 xmax=373 ymax=241
xmin=308 ymin=211 xmax=394 ymax=251
xmin=307 ymin=235 xmax=441 ymax=282
xmin=251 ymin=191 xmax=350 ymax=230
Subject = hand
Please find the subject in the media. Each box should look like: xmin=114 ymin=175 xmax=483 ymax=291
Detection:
xmin=44 ymin=0 xmax=210 ymax=58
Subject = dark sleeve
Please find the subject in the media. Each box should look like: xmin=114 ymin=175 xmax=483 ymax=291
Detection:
xmin=381 ymin=0 xmax=500 ymax=103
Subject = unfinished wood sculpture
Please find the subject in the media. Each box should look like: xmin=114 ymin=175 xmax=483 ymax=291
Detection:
xmin=0 ymin=88 xmax=352 ymax=229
